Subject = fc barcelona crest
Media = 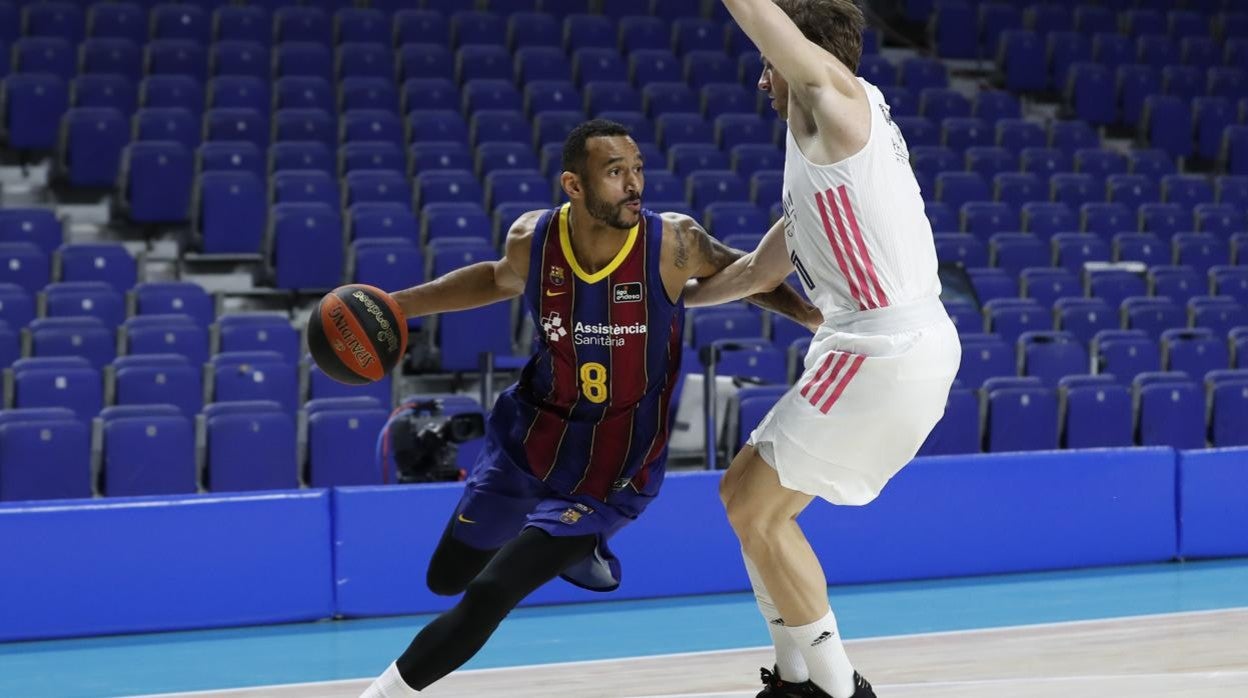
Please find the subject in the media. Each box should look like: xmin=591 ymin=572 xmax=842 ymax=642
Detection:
xmin=549 ymin=266 xmax=565 ymax=287
xmin=559 ymin=507 xmax=582 ymax=524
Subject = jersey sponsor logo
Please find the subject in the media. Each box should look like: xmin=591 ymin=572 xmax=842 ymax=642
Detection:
xmin=573 ymin=320 xmax=648 ymax=347
xmin=545 ymin=289 xmax=567 ymax=297
xmin=613 ymin=281 xmax=643 ymax=303
xmin=456 ymin=514 xmax=476 ymax=524
xmin=541 ymin=311 xmax=568 ymax=342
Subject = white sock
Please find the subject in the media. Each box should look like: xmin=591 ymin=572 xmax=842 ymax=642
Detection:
xmin=784 ymin=609 xmax=856 ymax=698
xmin=359 ymin=662 xmax=420 ymax=698
xmin=742 ymin=552 xmax=808 ymax=683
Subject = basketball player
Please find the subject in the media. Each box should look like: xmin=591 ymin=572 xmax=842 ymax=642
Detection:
xmin=360 ymin=119 xmax=820 ymax=697
xmin=683 ymin=2 xmax=963 ymax=697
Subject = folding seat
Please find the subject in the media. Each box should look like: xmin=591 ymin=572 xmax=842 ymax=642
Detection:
xmin=55 ymin=107 xmax=127 ymax=188
xmin=686 ymin=50 xmax=741 ymax=90
xmin=207 ymin=77 xmax=270 ymax=118
xmin=1162 ymin=327 xmax=1228 ymax=379
xmin=984 ymin=298 xmax=1048 ymax=345
xmin=272 ymin=170 xmax=338 ymax=211
xmin=965 ymin=147 xmax=1016 ymax=182
xmin=618 ymin=16 xmax=669 ymax=51
xmin=715 ymin=114 xmax=771 ymax=150
xmin=1149 ymin=265 xmax=1205 ymax=304
xmin=702 ymin=84 xmax=756 ymax=120
xmin=1026 ymin=5 xmax=1072 ymax=34
xmin=687 ymin=171 xmax=747 ymax=211
xmin=430 ymin=242 xmax=516 ymax=371
xmin=145 ymin=40 xmax=207 ymax=82
xmin=422 ymin=203 xmax=491 ymax=245
xmin=205 ymin=408 xmax=298 ymax=492
xmin=213 ymin=6 xmax=268 ymax=44
xmin=1208 ymin=68 xmax=1247 ymax=101
xmin=350 ymin=238 xmax=424 ymax=295
xmin=0 ymin=282 xmax=35 ymax=329
xmin=594 ymin=110 xmax=654 ymax=147
xmin=918 ymin=89 xmax=969 ymax=122
xmin=726 ymin=145 xmax=780 ymax=181
xmin=1049 ymin=120 xmax=1100 ymax=155
xmin=1064 ymin=63 xmax=1114 ymax=126
xmin=1091 ymin=32 xmax=1132 ymax=68
xmin=267 ymin=204 xmax=343 ymax=291
xmin=894 ymin=116 xmax=938 ymax=147
xmin=462 ymin=79 xmax=522 ymax=114
xmin=1106 ymin=174 xmax=1159 ymax=211
xmin=336 ymin=8 xmax=389 ymax=45
xmin=269 ymin=142 xmax=333 ymax=175
xmin=962 ymin=202 xmax=1017 ymax=240
xmin=1053 ymin=233 xmax=1110 ymax=272
xmin=944 ymin=301 xmax=982 ymax=334
xmin=1142 ymin=96 xmax=1193 ymax=161
xmin=1020 ymin=148 xmax=1071 ymax=178
xmin=1047 ymin=32 xmax=1090 ymax=90
xmin=924 ymin=202 xmax=957 ymax=234
xmin=996 ymin=119 xmax=1045 ymax=153
xmin=1135 ymin=375 xmax=1204 ymax=448
xmin=41 ymin=280 xmax=125 ymax=328
xmin=1050 ymin=174 xmax=1100 ymax=211
xmin=935 ymin=173 xmax=989 ymax=212
xmin=970 ymin=91 xmax=1018 ymax=123
xmin=1225 ymin=125 xmax=1248 ymax=177
xmin=690 ymin=308 xmax=765 ymax=349
xmin=655 ymin=113 xmax=712 ymax=150
xmin=151 ymin=3 xmax=209 ymax=44
xmin=1137 ymin=34 xmax=1179 ymax=68
xmin=397 ymin=45 xmax=454 ymax=84
xmin=216 ymin=314 xmax=300 ymax=365
xmin=339 ymin=143 xmax=405 ymax=179
xmin=1212 ymin=267 xmax=1248 ymax=307
xmin=857 ymin=55 xmax=897 ymax=87
xmin=1137 ymin=203 xmax=1187 ymax=241
xmin=525 ymin=81 xmax=582 ymax=117
xmin=1174 ymin=234 xmax=1229 ymax=275
xmin=909 ymin=146 xmax=959 ymax=181
xmin=1125 ymin=150 xmax=1175 ymax=181
xmin=1020 ymin=331 xmax=1088 ymax=386
xmin=1180 ymin=37 xmax=1219 ymax=68
xmin=1055 ymin=298 xmax=1117 ymax=346
xmin=1162 ymin=175 xmax=1215 ymax=210
xmin=1194 ymin=204 xmax=1242 ymax=236
xmin=485 ymin=170 xmax=550 ymax=210
xmin=1074 ymin=150 xmax=1127 ymax=179
xmin=516 ymin=47 xmax=570 ymax=84
xmin=272 ymin=78 xmax=333 ymax=118
xmin=394 ymin=10 xmax=449 ymax=47
xmin=1087 ymin=269 xmax=1148 ymax=310
xmin=345 ymin=203 xmax=417 ymax=245
xmin=99 ymin=413 xmax=196 ymax=496
xmin=1209 ymin=379 xmax=1248 ymax=447
xmin=1116 ymin=65 xmax=1160 ymax=129
xmin=191 ymin=171 xmax=266 ymax=256
xmin=306 ymin=406 xmax=391 ymax=487
xmin=1189 ymin=296 xmax=1248 ymax=336
xmin=0 ymin=209 xmax=64 ymax=263
xmin=994 ymin=173 xmax=1044 ymax=209
xmin=1123 ymin=296 xmax=1186 ymax=339
xmin=576 ymin=58 xmax=629 ymax=96
xmin=0 ymin=415 xmax=90 ymax=501
xmin=130 ymin=282 xmax=214 ymax=328
xmin=336 ymin=43 xmax=392 ymax=81
xmin=1161 ymin=65 xmax=1204 ymax=101
xmin=132 ymin=107 xmax=200 ymax=153
xmin=508 ymin=12 xmax=561 ymax=50
xmin=274 ymin=42 xmax=333 ymax=84
xmin=416 ymin=171 xmax=483 ymax=209
xmin=340 ymin=110 xmax=403 ymax=148
xmin=1082 ymin=202 xmax=1132 ymax=240
xmin=121 ymin=315 xmax=210 ymax=367
xmin=80 ymin=38 xmax=142 ymax=81
xmin=997 ymin=31 xmax=1045 ymax=92
xmin=2 ymin=74 xmax=69 ymax=151
xmin=1061 ymin=379 xmax=1132 ymax=448
xmin=0 ymin=243 xmax=48 ymax=302
xmin=10 ymin=358 xmax=101 ymax=421
xmin=985 ymin=382 xmax=1058 ymax=452
xmin=916 ymin=386 xmax=979 ymax=456
xmin=1167 ymin=10 xmax=1207 ymax=40
xmin=339 ymin=78 xmax=396 ymax=114
xmin=747 ymin=171 xmax=783 ymax=209
xmin=989 ymin=233 xmax=1047 ymax=276
xmin=467 ymin=110 xmax=528 ymax=149
xmin=26 ymin=316 xmax=115 ymax=368
xmin=12 ymin=37 xmax=75 ymax=82
xmin=55 ymin=243 xmax=136 ymax=294
xmin=705 ymin=203 xmax=768 ymax=241
xmin=1020 ymin=268 xmax=1079 ymax=308
xmin=204 ymin=108 xmax=268 ymax=150
xmin=451 ymin=11 xmax=507 ymax=48
xmin=1215 ymin=176 xmax=1248 ymax=209
xmin=72 ymin=75 xmax=138 ymax=117
xmin=564 ymin=15 xmax=615 ymax=53
xmin=407 ymin=110 xmax=470 ymax=146
xmin=87 ymin=3 xmax=146 ymax=44
xmin=1092 ymin=329 xmax=1160 ymax=380
xmin=942 ymin=117 xmax=992 ymax=151
xmin=934 ymin=234 xmax=988 ymax=268
xmin=713 ymin=340 xmax=787 ymax=385
xmin=209 ymin=351 xmax=299 ymax=416
xmin=967 ymin=267 xmax=1017 ymax=304
xmin=455 ymin=45 xmax=511 ymax=84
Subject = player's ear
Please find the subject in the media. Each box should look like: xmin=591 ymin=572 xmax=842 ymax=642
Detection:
xmin=560 ymin=172 xmax=582 ymax=200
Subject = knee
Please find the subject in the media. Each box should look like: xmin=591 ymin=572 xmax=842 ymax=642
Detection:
xmin=426 ymin=565 xmax=469 ymax=597
xmin=725 ymin=496 xmax=784 ymax=553
xmin=459 ymin=574 xmax=516 ymax=621
xmin=718 ymin=470 xmax=736 ymax=509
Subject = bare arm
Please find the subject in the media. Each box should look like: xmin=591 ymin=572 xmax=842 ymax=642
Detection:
xmin=663 ymin=214 xmax=821 ymax=331
xmin=389 ymin=211 xmax=538 ymax=318
xmin=721 ymin=0 xmax=860 ymax=97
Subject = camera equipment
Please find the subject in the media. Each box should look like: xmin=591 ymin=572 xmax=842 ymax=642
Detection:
xmin=387 ymin=399 xmax=486 ymax=484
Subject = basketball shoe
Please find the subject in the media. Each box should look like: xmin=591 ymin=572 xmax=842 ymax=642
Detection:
xmin=756 ymin=666 xmax=876 ymax=697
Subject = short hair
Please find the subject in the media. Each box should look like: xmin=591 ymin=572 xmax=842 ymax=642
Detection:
xmin=773 ymin=0 xmax=866 ymax=73
xmin=561 ymin=119 xmax=632 ymax=177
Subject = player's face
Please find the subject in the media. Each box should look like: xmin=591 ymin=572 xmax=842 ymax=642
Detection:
xmin=582 ymin=136 xmax=645 ymax=230
xmin=759 ymin=57 xmax=789 ymax=121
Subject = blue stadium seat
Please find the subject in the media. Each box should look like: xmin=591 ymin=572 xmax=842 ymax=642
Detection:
xmin=151 ymin=4 xmax=208 ymax=43
xmin=350 ymin=238 xmax=425 ymax=296
xmin=688 ymin=171 xmax=748 ymax=210
xmin=146 ymin=39 xmax=207 ymax=82
xmin=894 ymin=116 xmax=938 ymax=147
xmin=416 ymin=170 xmax=484 ymax=209
xmin=1074 ymin=149 xmax=1127 ymax=179
xmin=394 ymin=10 xmax=449 ymax=46
xmin=27 ymin=316 xmax=115 ymax=368
xmin=1020 ymin=148 xmax=1071 ymax=178
xmin=1053 ymin=233 xmax=1110 ymax=272
xmin=1082 ymin=202 xmax=1132 ymax=239
xmin=120 ymin=142 xmax=193 ymax=224
xmin=910 ymin=146 xmax=959 ymax=180
xmin=1161 ymin=65 xmax=1204 ymax=101
xmin=345 ymin=170 xmax=413 ymax=210
xmin=208 ymin=76 xmax=271 ymax=117
xmin=919 ymin=88 xmax=970 ymax=122
xmin=932 ymin=2 xmax=976 ymax=59
xmin=340 ymin=143 xmax=405 ymax=177
xmin=268 ymin=203 xmax=344 ymax=291
xmin=900 ymin=56 xmax=949 ymax=91
xmin=1055 ymin=298 xmax=1116 ymax=346
xmin=1189 ymin=296 xmax=1248 ymax=336
xmin=1162 ymin=327 xmax=1229 ymax=379
xmin=336 ymin=8 xmax=388 ymax=44
xmin=340 ymin=77 xmax=397 ymax=113
xmin=56 ymin=107 xmax=127 ymax=188
xmin=216 ymin=314 xmax=299 ymax=365
xmin=1062 ymin=380 xmax=1132 ymax=448
xmin=2 ymin=74 xmax=69 ymax=150
xmin=685 ymin=51 xmax=736 ymax=89
xmin=1162 ymin=174 xmax=1215 ymax=209
xmin=421 ymin=203 xmax=490 ymax=244
xmin=306 ymin=359 xmax=394 ymax=407
xmin=337 ymin=44 xmax=393 ymax=81
xmin=101 ymin=414 xmax=196 ymax=496
xmin=121 ymin=315 xmax=210 ymax=367
xmin=210 ymin=351 xmax=299 ymax=416
xmin=968 ymin=267 xmax=1018 ymax=304
xmin=962 ymin=202 xmax=1017 ymax=240
xmin=857 ymin=56 xmax=897 ymax=87
xmin=272 ymin=170 xmax=338 ymax=211
xmin=1211 ymin=267 xmax=1248 ymax=307
xmin=275 ymin=7 xmax=331 ymax=45
xmin=1065 ymin=63 xmax=1115 ymax=126
xmin=1026 ymin=5 xmax=1072 ymax=35
xmin=916 ymin=387 xmax=979 ymax=455
xmin=965 ymin=147 xmax=1017 ymax=181
xmin=1093 ymin=329 xmax=1161 ymax=380
xmin=1136 ymin=377 xmax=1204 ymax=448
xmin=705 ymin=203 xmax=768 ymax=240
xmin=0 ymin=282 xmax=35 ymax=329
xmin=193 ymin=171 xmax=266 ymax=255
xmin=1091 ymin=32 xmax=1132 ymax=68
xmin=210 ymin=41 xmax=270 ymax=80
xmin=348 ymin=203 xmax=419 ymax=245
xmin=703 ymin=84 xmax=757 ymax=119
xmin=1050 ymin=174 xmax=1101 ymax=211
xmin=72 ymin=75 xmax=138 ymax=117
xmin=1021 ymin=267 xmax=1079 ymax=307
xmin=1107 ymin=174 xmax=1159 ymax=211
xmin=1142 ymin=95 xmax=1193 ymax=160
xmin=130 ymin=282 xmax=214 ymax=329
xmin=994 ymin=173 xmax=1044 ymax=209
xmin=55 ymin=243 xmax=136 ymax=294
xmin=88 ymin=4 xmax=146 ymax=44
xmin=431 ymin=242 xmax=516 ymax=371
xmin=691 ymin=307 xmax=765 ymax=349
xmin=306 ymin=408 xmax=391 ymax=487
xmin=935 ymin=234 xmax=988 ymax=268
xmin=936 ymin=173 xmax=990 ymax=211
xmin=42 ymin=280 xmax=124 ymax=328
xmin=1088 ymin=269 xmax=1148 ymax=309
xmin=1181 ymin=36 xmax=1219 ymax=68
xmin=1022 ymin=202 xmax=1077 ymax=240
xmin=986 ymin=384 xmax=1058 ymax=452
xmin=998 ymin=31 xmax=1046 ymax=92
xmin=341 ymin=110 xmax=403 ymax=148
xmin=984 ymin=297 xmax=1048 ymax=345
xmin=1194 ymin=204 xmax=1243 ymax=235
xmin=618 ymin=16 xmax=669 ymax=51
xmin=956 ymin=333 xmax=1014 ymax=389
xmin=1174 ymin=234 xmax=1229 ymax=275
xmin=1138 ymin=203 xmax=1188 ymax=241
xmin=11 ymin=360 xmax=101 ymax=421
xmin=713 ymin=340 xmax=787 ymax=385
xmin=996 ymin=119 xmax=1046 ymax=153
xmin=1048 ymin=32 xmax=1090 ymax=90
xmin=198 ymin=141 xmax=263 ymax=179
xmin=206 ymin=409 xmax=298 ymax=492
xmin=204 ymin=108 xmax=268 ymax=150
xmin=1149 ymin=265 xmax=1205 ymax=304
xmin=1124 ymin=296 xmax=1186 ymax=339
xmin=13 ymin=37 xmax=75 ymax=81
xmin=730 ymin=144 xmax=783 ymax=178
xmin=0 ymin=208 xmax=63 ymax=261
xmin=669 ymin=144 xmax=729 ymax=177
xmin=989 ymin=233 xmax=1048 ymax=276
xmin=942 ymin=117 xmax=992 ymax=150
xmin=944 ymin=302 xmax=982 ymax=334
xmin=1049 ymin=120 xmax=1100 ymax=155
xmin=0 ymin=417 xmax=90 ymax=501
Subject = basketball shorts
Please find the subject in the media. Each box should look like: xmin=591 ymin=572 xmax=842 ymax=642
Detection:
xmin=748 ymin=297 xmax=961 ymax=506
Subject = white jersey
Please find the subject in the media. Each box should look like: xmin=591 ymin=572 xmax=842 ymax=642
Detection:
xmin=781 ymin=77 xmax=941 ymax=327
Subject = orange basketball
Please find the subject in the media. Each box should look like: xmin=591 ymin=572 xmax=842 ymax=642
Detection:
xmin=307 ymin=284 xmax=408 ymax=385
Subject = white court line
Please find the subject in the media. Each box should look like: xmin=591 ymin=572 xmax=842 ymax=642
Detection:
xmin=130 ymin=606 xmax=1248 ymax=697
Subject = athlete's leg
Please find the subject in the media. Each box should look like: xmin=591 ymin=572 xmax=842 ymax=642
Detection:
xmin=723 ymin=446 xmax=858 ymax=698
xmin=424 ymin=514 xmax=500 ymax=596
xmin=360 ymin=527 xmax=597 ymax=697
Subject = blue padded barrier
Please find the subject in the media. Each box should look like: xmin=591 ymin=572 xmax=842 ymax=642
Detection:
xmin=333 ymin=449 xmax=1178 ymax=617
xmin=1178 ymin=448 xmax=1248 ymax=559
xmin=0 ymin=490 xmax=332 ymax=642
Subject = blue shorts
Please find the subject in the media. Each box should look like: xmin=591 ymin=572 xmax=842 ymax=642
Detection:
xmin=449 ymin=429 xmax=662 ymax=592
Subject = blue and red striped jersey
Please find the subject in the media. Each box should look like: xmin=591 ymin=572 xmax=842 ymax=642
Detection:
xmin=490 ymin=204 xmax=684 ymax=501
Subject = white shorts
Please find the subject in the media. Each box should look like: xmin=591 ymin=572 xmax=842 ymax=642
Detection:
xmin=748 ymin=297 xmax=961 ymax=506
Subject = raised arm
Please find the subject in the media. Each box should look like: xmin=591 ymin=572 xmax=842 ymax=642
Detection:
xmin=389 ymin=211 xmax=537 ymax=318
xmin=721 ymin=0 xmax=860 ymax=98
xmin=663 ymin=214 xmax=820 ymax=331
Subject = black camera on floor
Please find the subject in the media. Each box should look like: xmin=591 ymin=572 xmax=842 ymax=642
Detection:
xmin=390 ymin=400 xmax=485 ymax=484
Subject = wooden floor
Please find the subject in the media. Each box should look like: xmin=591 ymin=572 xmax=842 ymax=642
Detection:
xmin=146 ymin=608 xmax=1248 ymax=698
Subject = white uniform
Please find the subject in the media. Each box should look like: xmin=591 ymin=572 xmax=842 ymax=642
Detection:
xmin=748 ymin=78 xmax=962 ymax=506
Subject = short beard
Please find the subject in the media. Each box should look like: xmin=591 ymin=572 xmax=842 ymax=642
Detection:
xmin=585 ymin=184 xmax=637 ymax=230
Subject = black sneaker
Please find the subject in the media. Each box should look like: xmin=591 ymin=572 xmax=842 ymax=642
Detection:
xmin=756 ymin=667 xmax=876 ymax=698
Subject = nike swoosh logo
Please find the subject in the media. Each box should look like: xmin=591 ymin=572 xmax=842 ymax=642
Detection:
xmin=457 ymin=514 xmax=476 ymax=524
xmin=545 ymin=290 xmax=567 ymax=297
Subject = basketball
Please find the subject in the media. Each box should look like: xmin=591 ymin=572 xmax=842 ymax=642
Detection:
xmin=307 ymin=284 xmax=408 ymax=385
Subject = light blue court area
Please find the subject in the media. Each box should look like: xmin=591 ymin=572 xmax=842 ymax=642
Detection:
xmin=1 ymin=558 xmax=1246 ymax=698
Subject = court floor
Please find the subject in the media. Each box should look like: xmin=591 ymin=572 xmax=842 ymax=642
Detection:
xmin=2 ymin=558 xmax=1246 ymax=698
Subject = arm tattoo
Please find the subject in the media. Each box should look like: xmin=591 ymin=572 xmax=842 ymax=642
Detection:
xmin=674 ymin=220 xmax=691 ymax=269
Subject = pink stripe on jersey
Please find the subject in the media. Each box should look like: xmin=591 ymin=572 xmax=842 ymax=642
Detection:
xmin=807 ymin=353 xmax=850 ymax=407
xmin=815 ymin=190 xmax=867 ymax=311
xmin=826 ymin=189 xmax=878 ymax=309
xmin=800 ymin=351 xmax=840 ymax=400
xmin=817 ymin=354 xmax=865 ymax=414
xmin=837 ymin=186 xmax=890 ymax=308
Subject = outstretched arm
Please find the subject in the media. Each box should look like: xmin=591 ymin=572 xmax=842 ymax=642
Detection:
xmin=721 ymin=0 xmax=859 ymax=98
xmin=389 ymin=212 xmax=537 ymax=318
xmin=664 ymin=214 xmax=821 ymax=331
